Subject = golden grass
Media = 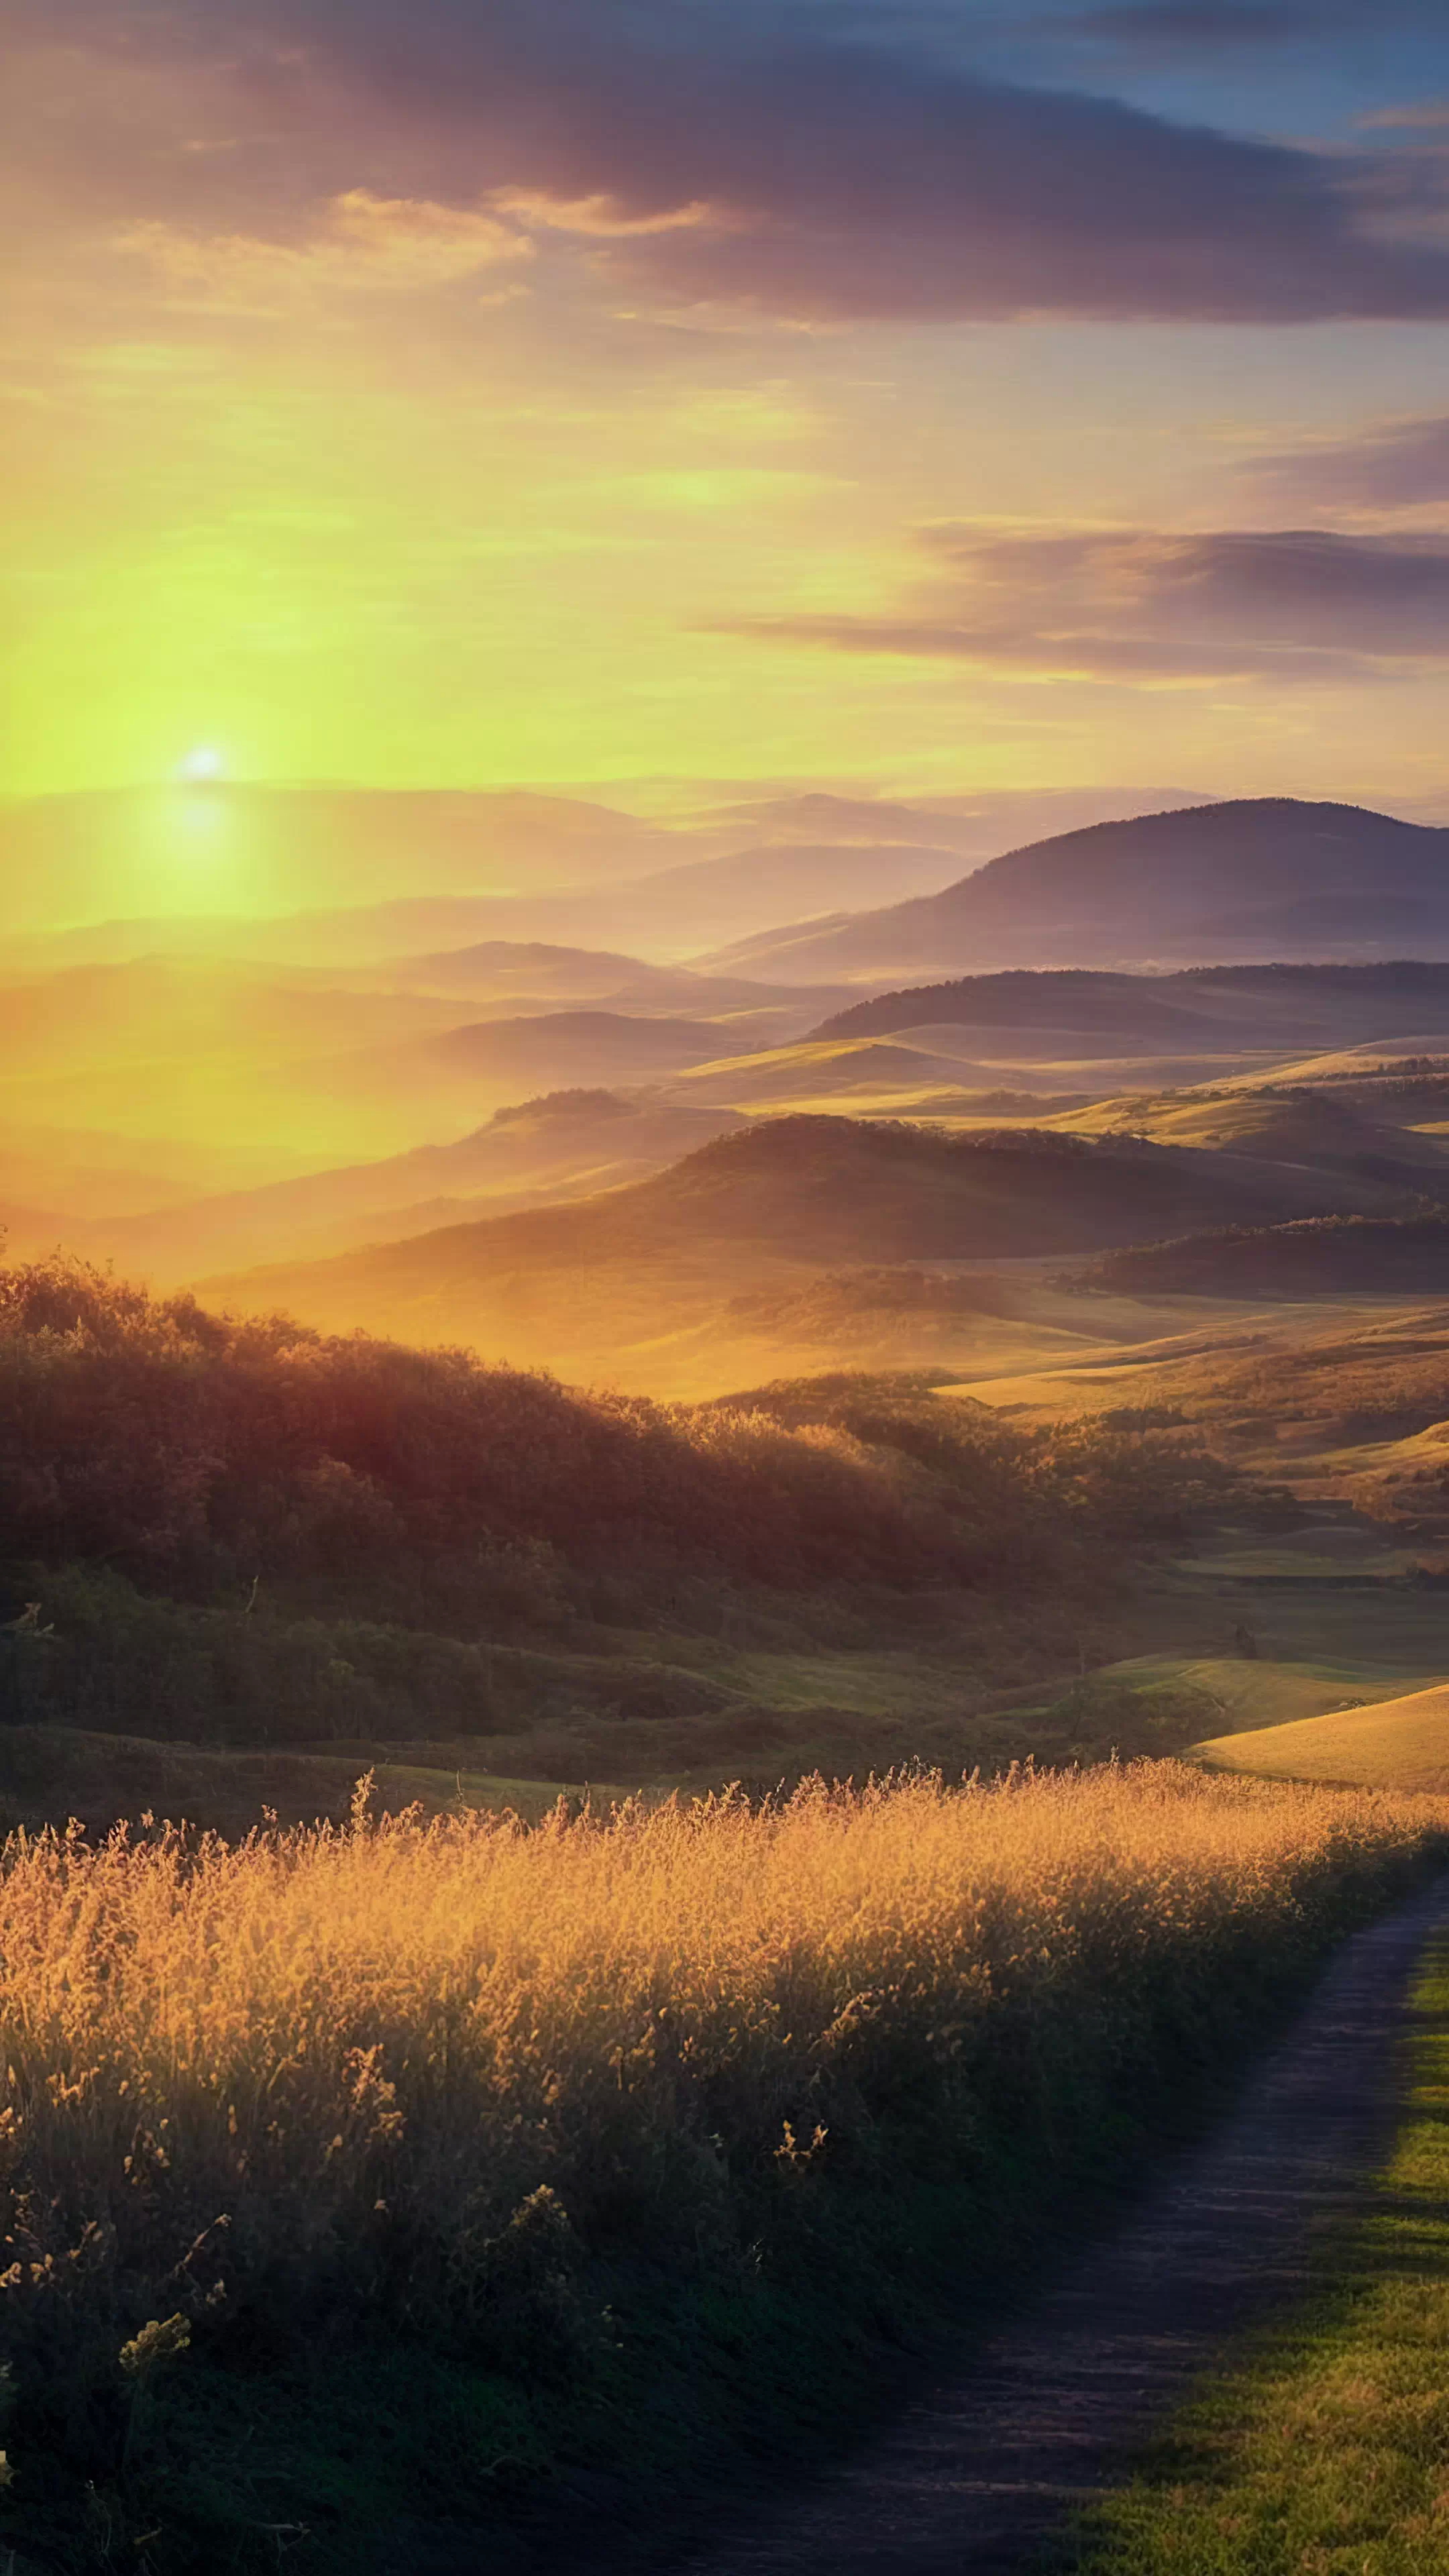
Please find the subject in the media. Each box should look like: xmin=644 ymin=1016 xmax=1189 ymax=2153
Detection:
xmin=1195 ymin=1680 xmax=1449 ymax=1792
xmin=1 ymin=1766 xmax=1438 ymax=2326
xmin=1 ymin=1763 xmax=1443 ymax=2557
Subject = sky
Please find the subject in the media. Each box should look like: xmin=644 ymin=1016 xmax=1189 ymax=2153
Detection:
xmin=9 ymin=0 xmax=1449 ymax=814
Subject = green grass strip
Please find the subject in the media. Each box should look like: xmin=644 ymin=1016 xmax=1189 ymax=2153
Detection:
xmin=1051 ymin=1930 xmax=1449 ymax=2574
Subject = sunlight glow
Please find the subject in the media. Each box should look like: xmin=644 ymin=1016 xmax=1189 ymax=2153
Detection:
xmin=177 ymin=745 xmax=225 ymax=783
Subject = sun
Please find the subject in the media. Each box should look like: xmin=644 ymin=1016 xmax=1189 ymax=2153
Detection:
xmin=176 ymin=745 xmax=225 ymax=783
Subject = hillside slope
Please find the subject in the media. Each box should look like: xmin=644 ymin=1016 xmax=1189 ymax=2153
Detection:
xmin=1071 ymin=1212 xmax=1449 ymax=1299
xmin=816 ymin=962 xmax=1449 ymax=1055
xmin=60 ymin=1091 xmax=741 ymax=1282
xmin=201 ymin=1114 xmax=1393 ymax=1352
xmin=1195 ymin=1680 xmax=1449 ymax=1789
xmin=712 ymin=801 xmax=1449 ymax=981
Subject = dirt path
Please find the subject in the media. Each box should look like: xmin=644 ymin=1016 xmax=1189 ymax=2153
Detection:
xmin=661 ymin=1871 xmax=1449 ymax=2576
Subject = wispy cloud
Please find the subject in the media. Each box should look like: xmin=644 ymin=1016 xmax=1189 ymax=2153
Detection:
xmin=1242 ymin=415 xmax=1449 ymax=507
xmin=717 ymin=522 xmax=1449 ymax=684
xmin=117 ymin=191 xmax=532 ymax=316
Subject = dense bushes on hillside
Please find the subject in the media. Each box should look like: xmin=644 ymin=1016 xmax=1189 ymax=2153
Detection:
xmin=0 ymin=1259 xmax=1235 ymax=1615
xmin=0 ymin=1258 xmax=1251 ymax=1754
xmin=1066 ymin=1210 xmax=1449 ymax=1298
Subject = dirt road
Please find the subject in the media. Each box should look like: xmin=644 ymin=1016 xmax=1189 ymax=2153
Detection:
xmin=667 ymin=1872 xmax=1449 ymax=2575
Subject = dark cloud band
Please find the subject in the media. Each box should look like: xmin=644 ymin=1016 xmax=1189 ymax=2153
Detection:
xmin=14 ymin=0 xmax=1449 ymax=323
xmin=718 ymin=523 xmax=1449 ymax=682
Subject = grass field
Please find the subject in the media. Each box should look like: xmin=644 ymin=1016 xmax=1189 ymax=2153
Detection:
xmin=1053 ymin=1929 xmax=1449 ymax=2575
xmin=0 ymin=1723 xmax=623 ymax=1838
xmin=0 ymin=1762 xmax=1441 ymax=2571
xmin=1195 ymin=1680 xmax=1449 ymax=1792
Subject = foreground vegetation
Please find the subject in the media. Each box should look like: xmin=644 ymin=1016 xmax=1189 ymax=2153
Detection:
xmin=0 ymin=1256 xmax=1248 ymax=1786
xmin=0 ymin=1764 xmax=1442 ymax=2569
xmin=1057 ymin=1927 xmax=1449 ymax=2575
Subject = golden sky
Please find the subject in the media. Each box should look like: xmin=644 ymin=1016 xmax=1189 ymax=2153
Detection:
xmin=9 ymin=0 xmax=1449 ymax=815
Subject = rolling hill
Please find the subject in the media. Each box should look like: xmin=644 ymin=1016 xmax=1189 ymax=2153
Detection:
xmin=1071 ymin=1212 xmax=1449 ymax=1300
xmin=199 ymin=1113 xmax=1395 ymax=1360
xmin=814 ymin=961 xmax=1449 ymax=1057
xmin=709 ymin=800 xmax=1449 ymax=982
xmin=62 ymin=1090 xmax=740 ymax=1283
xmin=1195 ymin=1678 xmax=1449 ymax=1790
xmin=308 ymin=1008 xmax=765 ymax=1112
xmin=340 ymin=838 xmax=966 ymax=963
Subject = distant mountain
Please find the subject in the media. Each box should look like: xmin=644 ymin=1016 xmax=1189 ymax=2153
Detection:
xmin=813 ymin=961 xmax=1449 ymax=1057
xmin=278 ymin=1011 xmax=769 ymax=1149
xmin=574 ymin=839 xmax=960 ymax=951
xmin=362 ymin=838 xmax=963 ymax=961
xmin=698 ymin=794 xmax=983 ymax=846
xmin=375 ymin=942 xmax=853 ymax=1026
xmin=72 ymin=1089 xmax=739 ymax=1283
xmin=1 ymin=785 xmax=674 ymax=938
xmin=7 ymin=782 xmax=1208 ymax=971
xmin=201 ymin=1114 xmax=1384 ymax=1348
xmin=0 ymin=955 xmax=469 ymax=1083
xmin=1075 ymin=1213 xmax=1449 ymax=1299
xmin=695 ymin=785 xmax=1204 ymax=858
xmin=708 ymin=800 xmax=1449 ymax=982
xmin=376 ymin=940 xmax=679 ymax=996
xmin=10 ymin=826 xmax=960 ymax=969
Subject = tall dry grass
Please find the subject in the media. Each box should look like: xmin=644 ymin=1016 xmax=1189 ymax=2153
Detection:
xmin=0 ymin=1764 xmax=1443 ymax=2547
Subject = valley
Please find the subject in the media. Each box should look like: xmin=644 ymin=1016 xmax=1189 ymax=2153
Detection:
xmin=12 ymin=787 xmax=1449 ymax=2572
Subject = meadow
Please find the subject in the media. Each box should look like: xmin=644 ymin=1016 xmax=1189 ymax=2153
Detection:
xmin=0 ymin=1762 xmax=1442 ymax=2569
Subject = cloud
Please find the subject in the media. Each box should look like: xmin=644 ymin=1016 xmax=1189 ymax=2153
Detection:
xmin=717 ymin=523 xmax=1449 ymax=684
xmin=1063 ymin=4 xmax=1306 ymax=52
xmin=485 ymin=189 xmax=722 ymax=241
xmin=1362 ymin=100 xmax=1449 ymax=129
xmin=1243 ymin=415 xmax=1449 ymax=506
xmin=116 ymin=190 xmax=532 ymax=314
xmin=17 ymin=0 xmax=1449 ymax=326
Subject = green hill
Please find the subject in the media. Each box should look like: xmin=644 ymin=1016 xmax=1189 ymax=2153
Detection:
xmin=1195 ymin=1678 xmax=1449 ymax=1788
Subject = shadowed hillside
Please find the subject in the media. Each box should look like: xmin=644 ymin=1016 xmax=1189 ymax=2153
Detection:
xmin=0 ymin=1256 xmax=1240 ymax=1780
xmin=1071 ymin=1212 xmax=1449 ymax=1299
xmin=815 ymin=961 xmax=1449 ymax=1053
xmin=196 ymin=1112 xmax=1413 ymax=1369
xmin=208 ymin=1111 xmax=1358 ymax=1277
xmin=714 ymin=802 xmax=1449 ymax=981
xmin=48 ymin=1091 xmax=741 ymax=1283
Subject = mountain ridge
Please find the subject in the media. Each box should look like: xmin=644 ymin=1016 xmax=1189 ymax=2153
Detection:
xmin=710 ymin=799 xmax=1449 ymax=982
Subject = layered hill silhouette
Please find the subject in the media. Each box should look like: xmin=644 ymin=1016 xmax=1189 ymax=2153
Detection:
xmin=58 ymin=1091 xmax=737 ymax=1283
xmin=1074 ymin=1212 xmax=1449 ymax=1300
xmin=814 ymin=961 xmax=1449 ymax=1055
xmin=1 ymin=785 xmax=677 ymax=938
xmin=7 ymin=782 xmax=1199 ymax=967
xmin=201 ymin=1113 xmax=1411 ymax=1354
xmin=710 ymin=800 xmax=1449 ymax=982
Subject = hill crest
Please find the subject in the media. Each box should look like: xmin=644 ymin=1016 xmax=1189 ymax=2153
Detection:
xmin=710 ymin=798 xmax=1449 ymax=982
